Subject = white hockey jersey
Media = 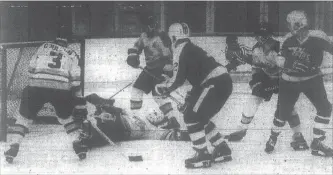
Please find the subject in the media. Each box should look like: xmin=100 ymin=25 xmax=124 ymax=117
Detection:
xmin=28 ymin=42 xmax=81 ymax=90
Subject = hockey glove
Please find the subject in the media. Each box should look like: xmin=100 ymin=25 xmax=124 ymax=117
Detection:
xmin=155 ymin=84 xmax=171 ymax=97
xmin=72 ymin=97 xmax=88 ymax=122
xmin=177 ymin=91 xmax=192 ymax=113
xmin=127 ymin=48 xmax=140 ymax=68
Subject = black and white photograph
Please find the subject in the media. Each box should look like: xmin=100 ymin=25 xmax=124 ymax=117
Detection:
xmin=0 ymin=0 xmax=332 ymax=174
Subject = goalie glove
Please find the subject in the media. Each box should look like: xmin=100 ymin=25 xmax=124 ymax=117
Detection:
xmin=127 ymin=48 xmax=140 ymax=68
xmin=177 ymin=91 xmax=192 ymax=113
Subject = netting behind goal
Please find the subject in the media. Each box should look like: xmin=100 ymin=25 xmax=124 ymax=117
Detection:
xmin=0 ymin=40 xmax=85 ymax=141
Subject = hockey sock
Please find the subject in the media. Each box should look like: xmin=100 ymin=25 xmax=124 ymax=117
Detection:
xmin=159 ymin=102 xmax=176 ymax=119
xmin=239 ymin=113 xmax=254 ymax=130
xmin=313 ymin=115 xmax=330 ymax=140
xmin=7 ymin=123 xmax=28 ymax=146
xmin=205 ymin=121 xmax=226 ymax=147
xmin=187 ymin=122 xmax=208 ymax=150
xmin=291 ymin=125 xmax=301 ymax=134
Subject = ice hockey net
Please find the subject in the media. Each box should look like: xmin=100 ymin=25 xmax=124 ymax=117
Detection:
xmin=0 ymin=40 xmax=85 ymax=141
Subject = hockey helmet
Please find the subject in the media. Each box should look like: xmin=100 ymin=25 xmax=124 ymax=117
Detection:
xmin=286 ymin=10 xmax=308 ymax=35
xmin=168 ymin=23 xmax=190 ymax=43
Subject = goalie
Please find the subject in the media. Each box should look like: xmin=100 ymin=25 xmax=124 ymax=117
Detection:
xmin=72 ymin=94 xmax=190 ymax=160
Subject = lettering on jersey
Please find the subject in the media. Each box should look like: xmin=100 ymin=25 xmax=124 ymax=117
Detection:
xmin=288 ymin=47 xmax=310 ymax=62
xmin=169 ymin=42 xmax=186 ymax=84
xmin=44 ymin=43 xmax=59 ymax=51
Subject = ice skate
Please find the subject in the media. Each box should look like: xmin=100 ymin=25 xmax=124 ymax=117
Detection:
xmin=185 ymin=148 xmax=212 ymax=169
xmin=265 ymin=133 xmax=278 ymax=154
xmin=226 ymin=129 xmax=247 ymax=142
xmin=290 ymin=132 xmax=309 ymax=151
xmin=72 ymin=121 xmax=91 ymax=160
xmin=211 ymin=141 xmax=232 ymax=163
xmin=4 ymin=143 xmax=20 ymax=163
xmin=310 ymin=137 xmax=333 ymax=157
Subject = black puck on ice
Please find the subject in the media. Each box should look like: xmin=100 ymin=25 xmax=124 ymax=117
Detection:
xmin=128 ymin=155 xmax=143 ymax=161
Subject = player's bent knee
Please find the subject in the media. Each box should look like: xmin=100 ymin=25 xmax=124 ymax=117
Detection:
xmin=288 ymin=113 xmax=300 ymax=128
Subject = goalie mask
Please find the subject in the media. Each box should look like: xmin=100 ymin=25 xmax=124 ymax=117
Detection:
xmin=168 ymin=23 xmax=190 ymax=44
xmin=286 ymin=10 xmax=308 ymax=35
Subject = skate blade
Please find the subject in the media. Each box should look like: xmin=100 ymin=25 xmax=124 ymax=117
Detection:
xmin=291 ymin=143 xmax=309 ymax=151
xmin=185 ymin=160 xmax=211 ymax=169
xmin=77 ymin=152 xmax=87 ymax=160
xmin=311 ymin=150 xmax=333 ymax=157
xmin=214 ymin=155 xmax=232 ymax=163
xmin=5 ymin=156 xmax=14 ymax=163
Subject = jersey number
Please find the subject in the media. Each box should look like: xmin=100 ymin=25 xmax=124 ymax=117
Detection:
xmin=48 ymin=51 xmax=63 ymax=69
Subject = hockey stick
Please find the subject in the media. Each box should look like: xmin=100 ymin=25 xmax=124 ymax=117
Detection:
xmin=109 ymin=82 xmax=133 ymax=99
xmin=138 ymin=66 xmax=185 ymax=98
xmin=88 ymin=117 xmax=116 ymax=146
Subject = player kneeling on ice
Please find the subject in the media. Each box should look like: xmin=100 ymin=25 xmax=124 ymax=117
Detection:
xmin=72 ymin=93 xmax=190 ymax=160
xmin=265 ymin=10 xmax=333 ymax=157
xmin=126 ymin=15 xmax=180 ymax=130
xmin=155 ymin=23 xmax=233 ymax=169
xmin=4 ymin=28 xmax=88 ymax=163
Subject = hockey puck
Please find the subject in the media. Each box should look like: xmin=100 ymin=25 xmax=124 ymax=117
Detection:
xmin=128 ymin=155 xmax=143 ymax=162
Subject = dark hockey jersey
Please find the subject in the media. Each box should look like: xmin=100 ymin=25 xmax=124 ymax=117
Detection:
xmin=168 ymin=39 xmax=220 ymax=91
xmin=251 ymin=38 xmax=281 ymax=77
xmin=131 ymin=31 xmax=172 ymax=69
xmin=281 ymin=30 xmax=333 ymax=77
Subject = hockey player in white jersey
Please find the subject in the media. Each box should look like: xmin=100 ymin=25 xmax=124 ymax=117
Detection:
xmin=156 ymin=23 xmax=233 ymax=169
xmin=4 ymin=30 xmax=88 ymax=163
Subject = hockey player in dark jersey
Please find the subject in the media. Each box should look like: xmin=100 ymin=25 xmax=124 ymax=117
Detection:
xmin=225 ymin=24 xmax=307 ymax=154
xmin=72 ymin=94 xmax=190 ymax=160
xmin=126 ymin=15 xmax=180 ymax=130
xmin=265 ymin=10 xmax=333 ymax=157
xmin=156 ymin=23 xmax=233 ymax=169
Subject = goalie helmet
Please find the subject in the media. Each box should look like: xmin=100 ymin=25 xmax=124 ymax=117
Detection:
xmin=286 ymin=10 xmax=308 ymax=35
xmin=168 ymin=23 xmax=190 ymax=43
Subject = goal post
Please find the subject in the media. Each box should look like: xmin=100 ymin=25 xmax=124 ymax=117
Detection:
xmin=0 ymin=40 xmax=85 ymax=142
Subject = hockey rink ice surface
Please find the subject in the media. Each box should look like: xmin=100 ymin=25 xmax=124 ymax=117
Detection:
xmin=1 ymin=81 xmax=332 ymax=175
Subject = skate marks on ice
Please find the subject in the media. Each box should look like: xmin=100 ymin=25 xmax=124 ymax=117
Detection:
xmin=1 ymin=82 xmax=332 ymax=174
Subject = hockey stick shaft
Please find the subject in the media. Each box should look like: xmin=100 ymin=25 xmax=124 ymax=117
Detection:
xmin=109 ymin=82 xmax=133 ymax=99
xmin=89 ymin=118 xmax=116 ymax=146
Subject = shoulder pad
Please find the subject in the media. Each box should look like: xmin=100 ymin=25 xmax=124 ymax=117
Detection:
xmin=309 ymin=30 xmax=329 ymax=41
xmin=158 ymin=31 xmax=172 ymax=47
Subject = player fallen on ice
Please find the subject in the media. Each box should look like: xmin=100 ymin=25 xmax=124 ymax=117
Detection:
xmin=225 ymin=23 xmax=308 ymax=153
xmin=265 ymin=10 xmax=333 ymax=157
xmin=72 ymin=93 xmax=190 ymax=160
xmin=126 ymin=15 xmax=180 ymax=130
xmin=155 ymin=23 xmax=233 ymax=169
xmin=4 ymin=27 xmax=88 ymax=163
